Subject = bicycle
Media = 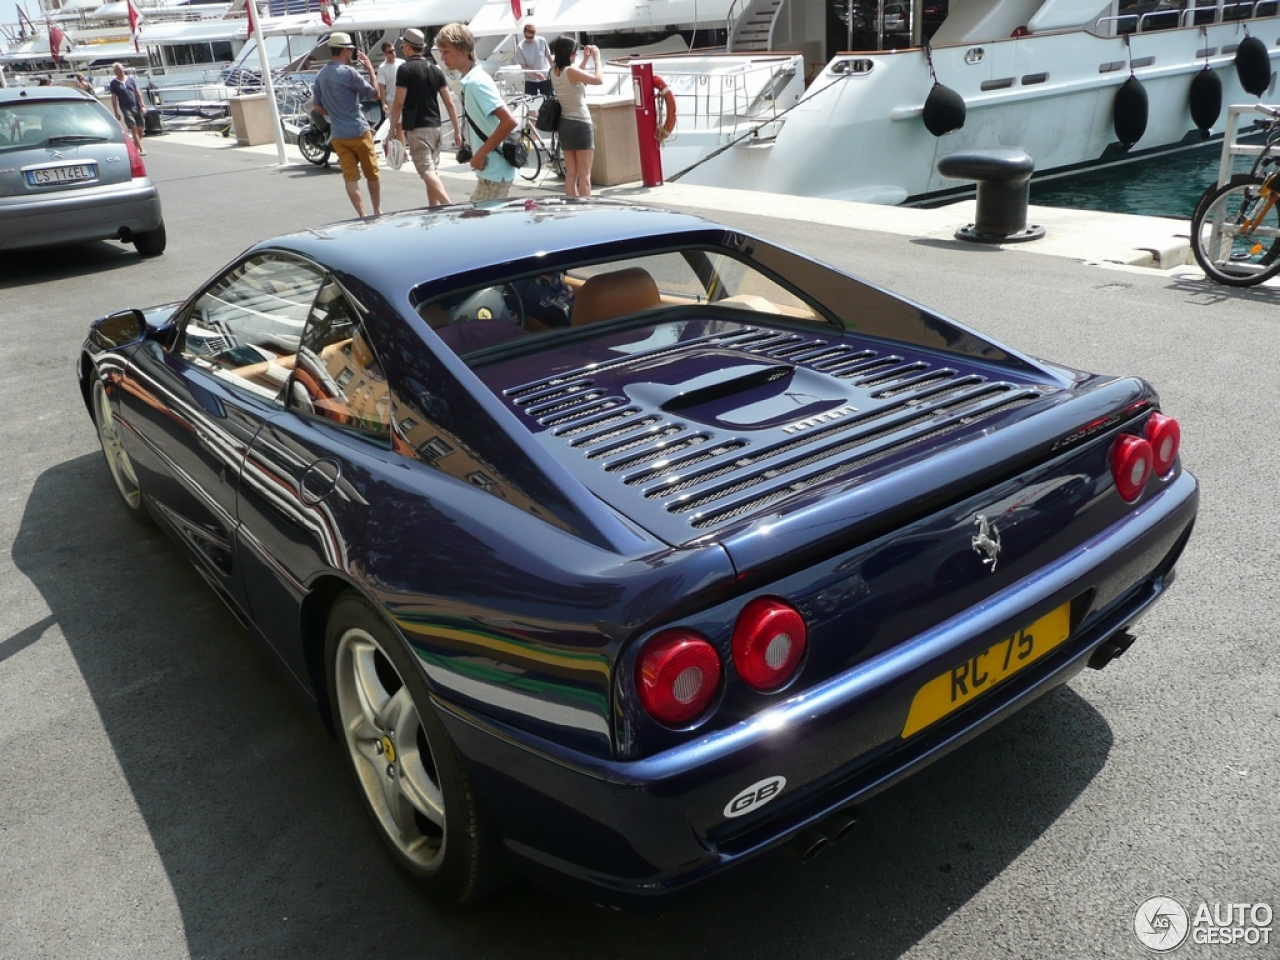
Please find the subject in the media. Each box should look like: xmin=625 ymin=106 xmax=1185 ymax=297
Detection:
xmin=507 ymin=93 xmax=563 ymax=182
xmin=1191 ymin=105 xmax=1280 ymax=286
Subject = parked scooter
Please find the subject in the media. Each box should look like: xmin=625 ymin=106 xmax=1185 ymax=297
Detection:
xmin=297 ymin=101 xmax=388 ymax=167
xmin=298 ymin=108 xmax=332 ymax=167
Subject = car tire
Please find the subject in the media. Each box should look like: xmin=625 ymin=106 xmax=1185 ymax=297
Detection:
xmin=133 ymin=222 xmax=167 ymax=257
xmin=324 ymin=591 xmax=507 ymax=905
xmin=90 ymin=375 xmax=150 ymax=524
xmin=298 ymin=129 xmax=331 ymax=166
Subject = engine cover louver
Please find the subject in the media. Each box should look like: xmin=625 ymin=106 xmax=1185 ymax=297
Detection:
xmin=498 ymin=324 xmax=1053 ymax=541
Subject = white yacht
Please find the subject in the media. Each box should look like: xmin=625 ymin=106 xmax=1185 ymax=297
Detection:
xmin=492 ymin=0 xmax=1279 ymax=204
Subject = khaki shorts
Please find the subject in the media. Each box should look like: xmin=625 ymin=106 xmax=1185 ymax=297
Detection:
xmin=333 ymin=131 xmax=381 ymax=183
xmin=471 ymin=177 xmax=512 ymax=201
xmin=405 ymin=126 xmax=442 ymax=177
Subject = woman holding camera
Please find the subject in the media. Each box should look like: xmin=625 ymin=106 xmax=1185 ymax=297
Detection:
xmin=550 ymin=36 xmax=603 ymax=197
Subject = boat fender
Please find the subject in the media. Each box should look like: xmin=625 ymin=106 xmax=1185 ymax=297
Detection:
xmin=653 ymin=74 xmax=677 ymax=142
xmin=1234 ymin=35 xmax=1271 ymax=98
xmin=1113 ymin=75 xmax=1148 ymax=148
xmin=1189 ymin=67 xmax=1222 ymax=135
xmin=922 ymin=83 xmax=966 ymax=137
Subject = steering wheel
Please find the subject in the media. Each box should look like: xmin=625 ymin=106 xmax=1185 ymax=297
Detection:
xmin=448 ymin=284 xmax=525 ymax=330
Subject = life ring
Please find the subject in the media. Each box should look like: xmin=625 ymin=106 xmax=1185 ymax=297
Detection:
xmin=653 ymin=74 xmax=677 ymax=142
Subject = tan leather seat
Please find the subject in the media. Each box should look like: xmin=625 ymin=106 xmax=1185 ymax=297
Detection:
xmin=570 ymin=267 xmax=661 ymax=326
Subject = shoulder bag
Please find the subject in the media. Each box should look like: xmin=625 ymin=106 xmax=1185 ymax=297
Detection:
xmin=464 ymin=102 xmax=528 ymax=169
xmin=535 ymin=95 xmax=561 ymax=133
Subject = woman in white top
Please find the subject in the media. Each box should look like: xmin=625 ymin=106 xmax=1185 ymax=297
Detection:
xmin=549 ymin=35 xmax=603 ymax=197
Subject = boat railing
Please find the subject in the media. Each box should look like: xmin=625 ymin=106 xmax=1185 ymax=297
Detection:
xmin=1096 ymin=0 xmax=1280 ymax=35
xmin=606 ymin=55 xmax=803 ymax=143
xmin=725 ymin=0 xmax=748 ymax=50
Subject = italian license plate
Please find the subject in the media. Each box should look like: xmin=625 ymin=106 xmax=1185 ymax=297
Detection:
xmin=26 ymin=164 xmax=96 ymax=186
xmin=901 ymin=603 xmax=1071 ymax=738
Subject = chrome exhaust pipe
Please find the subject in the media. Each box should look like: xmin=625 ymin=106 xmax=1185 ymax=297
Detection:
xmin=817 ymin=810 xmax=858 ymax=842
xmin=789 ymin=827 xmax=830 ymax=862
xmin=1087 ymin=628 xmax=1136 ymax=670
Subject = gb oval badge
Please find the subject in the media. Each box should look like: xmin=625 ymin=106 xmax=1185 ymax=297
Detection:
xmin=723 ymin=775 xmax=787 ymax=819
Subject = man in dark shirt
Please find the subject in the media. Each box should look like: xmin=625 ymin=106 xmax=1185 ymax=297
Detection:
xmin=389 ymin=28 xmax=461 ymax=206
xmin=108 ymin=62 xmax=146 ymax=155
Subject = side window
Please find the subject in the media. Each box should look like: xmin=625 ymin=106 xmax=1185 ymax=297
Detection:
xmin=286 ymin=279 xmax=391 ymax=440
xmin=178 ymin=253 xmax=324 ymax=401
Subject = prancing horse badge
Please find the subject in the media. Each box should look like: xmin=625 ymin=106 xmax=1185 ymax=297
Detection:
xmin=971 ymin=513 xmax=1001 ymax=572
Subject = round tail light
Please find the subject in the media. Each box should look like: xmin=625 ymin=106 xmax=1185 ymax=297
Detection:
xmin=1144 ymin=413 xmax=1181 ymax=475
xmin=1110 ymin=434 xmax=1153 ymax=502
xmin=731 ymin=598 xmax=808 ymax=691
xmin=636 ymin=630 xmax=721 ymax=726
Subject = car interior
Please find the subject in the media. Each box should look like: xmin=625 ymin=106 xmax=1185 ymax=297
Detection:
xmin=419 ymin=248 xmax=822 ymax=360
xmin=173 ymin=246 xmax=833 ymax=444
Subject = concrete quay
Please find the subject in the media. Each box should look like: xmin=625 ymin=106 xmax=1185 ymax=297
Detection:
xmin=158 ymin=128 xmax=1199 ymax=273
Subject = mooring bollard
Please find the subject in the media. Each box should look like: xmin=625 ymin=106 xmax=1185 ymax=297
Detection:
xmin=937 ymin=148 xmax=1044 ymax=243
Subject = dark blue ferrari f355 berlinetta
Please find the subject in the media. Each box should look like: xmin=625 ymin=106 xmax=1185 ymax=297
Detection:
xmin=78 ymin=198 xmax=1198 ymax=905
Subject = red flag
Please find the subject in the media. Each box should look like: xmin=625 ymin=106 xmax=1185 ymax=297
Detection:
xmin=320 ymin=4 xmax=332 ymax=25
xmin=244 ymin=0 xmax=256 ymax=36
xmin=510 ymin=0 xmax=521 ymax=21
xmin=126 ymin=0 xmax=141 ymax=51
xmin=48 ymin=20 xmax=64 ymax=64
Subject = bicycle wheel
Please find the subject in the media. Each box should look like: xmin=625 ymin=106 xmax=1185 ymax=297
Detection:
xmin=547 ymin=132 xmax=565 ymax=179
xmin=518 ymin=131 xmax=542 ymax=181
xmin=1191 ymin=175 xmax=1280 ymax=286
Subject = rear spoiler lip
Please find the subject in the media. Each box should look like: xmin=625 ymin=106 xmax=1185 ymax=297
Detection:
xmin=713 ymin=375 xmax=1155 ymax=580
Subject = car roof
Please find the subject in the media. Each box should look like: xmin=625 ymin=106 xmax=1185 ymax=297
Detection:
xmin=0 ymin=86 xmax=97 ymax=105
xmin=254 ymin=199 xmax=728 ymax=302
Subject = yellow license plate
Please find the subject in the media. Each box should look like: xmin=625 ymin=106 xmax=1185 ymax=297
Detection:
xmin=901 ymin=603 xmax=1071 ymax=738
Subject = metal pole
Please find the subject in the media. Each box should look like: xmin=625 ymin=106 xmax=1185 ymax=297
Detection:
xmin=250 ymin=0 xmax=289 ymax=166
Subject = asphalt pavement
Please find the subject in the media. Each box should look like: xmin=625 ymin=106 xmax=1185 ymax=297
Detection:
xmin=0 ymin=133 xmax=1276 ymax=960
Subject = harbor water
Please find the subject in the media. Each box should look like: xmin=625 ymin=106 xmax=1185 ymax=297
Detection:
xmin=1029 ymin=142 xmax=1247 ymax=220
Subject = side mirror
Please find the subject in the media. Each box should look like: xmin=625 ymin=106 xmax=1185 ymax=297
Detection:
xmin=89 ymin=309 xmax=147 ymax=349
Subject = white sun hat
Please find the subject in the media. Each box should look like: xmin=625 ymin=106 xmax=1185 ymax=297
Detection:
xmin=386 ymin=137 xmax=406 ymax=170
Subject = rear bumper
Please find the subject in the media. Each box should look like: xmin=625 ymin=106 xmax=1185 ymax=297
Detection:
xmin=436 ymin=469 xmax=1198 ymax=901
xmin=0 ymin=178 xmax=162 ymax=250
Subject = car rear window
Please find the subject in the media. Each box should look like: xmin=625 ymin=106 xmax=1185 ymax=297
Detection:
xmin=0 ymin=99 xmax=117 ymax=151
xmin=418 ymin=247 xmax=829 ymax=359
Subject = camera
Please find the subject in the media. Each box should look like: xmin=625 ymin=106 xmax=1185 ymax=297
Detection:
xmin=455 ymin=143 xmax=473 ymax=164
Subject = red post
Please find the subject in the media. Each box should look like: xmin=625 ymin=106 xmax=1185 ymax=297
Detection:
xmin=631 ymin=61 xmax=663 ymax=187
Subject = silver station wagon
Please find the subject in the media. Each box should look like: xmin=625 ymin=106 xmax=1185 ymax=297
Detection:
xmin=0 ymin=85 xmax=165 ymax=255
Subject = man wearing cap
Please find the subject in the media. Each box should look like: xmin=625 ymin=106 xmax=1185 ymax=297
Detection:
xmin=390 ymin=28 xmax=461 ymax=206
xmin=514 ymin=22 xmax=552 ymax=97
xmin=313 ymin=32 xmax=382 ymax=217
